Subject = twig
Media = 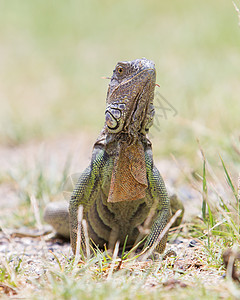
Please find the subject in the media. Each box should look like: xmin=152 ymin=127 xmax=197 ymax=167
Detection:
xmin=82 ymin=219 xmax=90 ymax=260
xmin=107 ymin=241 xmax=120 ymax=280
xmin=30 ymin=195 xmax=48 ymax=259
xmin=30 ymin=195 xmax=42 ymax=230
xmin=233 ymin=1 xmax=240 ymax=26
xmin=75 ymin=205 xmax=83 ymax=264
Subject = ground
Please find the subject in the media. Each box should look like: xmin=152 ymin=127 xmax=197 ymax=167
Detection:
xmin=0 ymin=134 xmax=239 ymax=299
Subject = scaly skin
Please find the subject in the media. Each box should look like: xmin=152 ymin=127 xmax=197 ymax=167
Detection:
xmin=44 ymin=58 xmax=183 ymax=255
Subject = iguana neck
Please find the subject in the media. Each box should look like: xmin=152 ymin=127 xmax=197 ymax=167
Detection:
xmin=94 ymin=125 xmax=151 ymax=155
xmin=94 ymin=126 xmax=151 ymax=203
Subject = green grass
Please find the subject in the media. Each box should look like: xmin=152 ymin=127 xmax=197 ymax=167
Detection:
xmin=0 ymin=0 xmax=240 ymax=299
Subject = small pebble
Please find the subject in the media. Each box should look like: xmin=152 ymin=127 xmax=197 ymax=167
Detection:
xmin=188 ymin=240 xmax=199 ymax=247
xmin=170 ymin=238 xmax=184 ymax=245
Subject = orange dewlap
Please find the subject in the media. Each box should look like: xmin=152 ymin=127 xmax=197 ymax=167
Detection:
xmin=108 ymin=140 xmax=148 ymax=202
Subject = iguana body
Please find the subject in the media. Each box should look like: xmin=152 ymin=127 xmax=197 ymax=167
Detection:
xmin=44 ymin=58 xmax=183 ymax=255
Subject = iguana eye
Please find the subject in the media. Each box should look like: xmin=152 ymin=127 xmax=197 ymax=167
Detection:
xmin=117 ymin=66 xmax=123 ymax=74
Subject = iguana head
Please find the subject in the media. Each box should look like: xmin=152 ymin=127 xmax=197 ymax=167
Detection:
xmin=105 ymin=58 xmax=156 ymax=137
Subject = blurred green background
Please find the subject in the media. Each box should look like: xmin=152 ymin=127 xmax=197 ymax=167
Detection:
xmin=0 ymin=0 xmax=239 ymax=165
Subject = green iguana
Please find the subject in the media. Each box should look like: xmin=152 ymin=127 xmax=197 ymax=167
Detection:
xmin=44 ymin=58 xmax=184 ymax=255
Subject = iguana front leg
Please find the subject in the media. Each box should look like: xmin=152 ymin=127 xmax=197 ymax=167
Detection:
xmin=69 ymin=150 xmax=105 ymax=254
xmin=143 ymin=154 xmax=171 ymax=254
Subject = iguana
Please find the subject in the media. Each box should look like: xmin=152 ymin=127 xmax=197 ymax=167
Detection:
xmin=44 ymin=58 xmax=184 ymax=255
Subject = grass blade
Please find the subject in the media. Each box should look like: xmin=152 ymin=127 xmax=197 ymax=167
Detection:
xmin=202 ymin=158 xmax=207 ymax=221
xmin=219 ymin=155 xmax=238 ymax=203
xmin=121 ymin=235 xmax=128 ymax=260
